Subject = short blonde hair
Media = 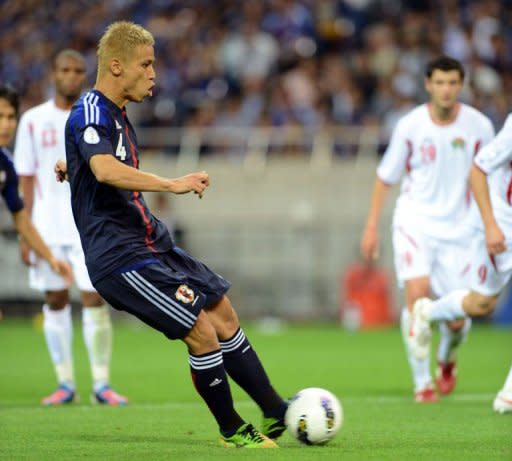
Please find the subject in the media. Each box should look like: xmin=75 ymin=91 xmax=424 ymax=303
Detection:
xmin=97 ymin=21 xmax=154 ymax=78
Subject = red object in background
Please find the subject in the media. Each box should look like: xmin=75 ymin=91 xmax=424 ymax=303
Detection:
xmin=340 ymin=262 xmax=394 ymax=329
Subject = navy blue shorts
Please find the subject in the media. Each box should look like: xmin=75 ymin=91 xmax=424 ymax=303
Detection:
xmin=94 ymin=246 xmax=231 ymax=340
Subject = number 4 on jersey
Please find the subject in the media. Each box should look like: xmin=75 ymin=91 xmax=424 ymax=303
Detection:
xmin=116 ymin=134 xmax=127 ymax=161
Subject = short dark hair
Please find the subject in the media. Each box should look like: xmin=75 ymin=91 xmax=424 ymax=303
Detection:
xmin=0 ymin=83 xmax=19 ymax=116
xmin=425 ymin=56 xmax=465 ymax=80
xmin=51 ymin=49 xmax=86 ymax=70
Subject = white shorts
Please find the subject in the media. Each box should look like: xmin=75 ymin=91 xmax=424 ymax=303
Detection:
xmin=29 ymin=244 xmax=95 ymax=292
xmin=470 ymin=231 xmax=512 ymax=296
xmin=392 ymin=224 xmax=471 ymax=297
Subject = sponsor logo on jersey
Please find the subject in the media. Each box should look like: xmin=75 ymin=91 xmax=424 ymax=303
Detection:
xmin=452 ymin=137 xmax=466 ymax=149
xmin=175 ymin=284 xmax=195 ymax=304
xmin=84 ymin=126 xmax=100 ymax=144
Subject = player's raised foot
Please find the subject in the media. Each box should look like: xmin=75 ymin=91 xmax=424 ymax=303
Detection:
xmin=91 ymin=385 xmax=128 ymax=406
xmin=436 ymin=361 xmax=457 ymax=395
xmin=220 ymin=423 xmax=278 ymax=448
xmin=493 ymin=390 xmax=512 ymax=414
xmin=41 ymin=383 xmax=77 ymax=406
xmin=415 ymin=385 xmax=439 ymax=403
xmin=261 ymin=415 xmax=287 ymax=440
xmin=408 ymin=298 xmax=433 ymax=360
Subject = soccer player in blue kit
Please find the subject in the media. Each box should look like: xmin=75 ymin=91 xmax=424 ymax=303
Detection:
xmin=57 ymin=21 xmax=286 ymax=448
xmin=0 ymin=84 xmax=72 ymax=284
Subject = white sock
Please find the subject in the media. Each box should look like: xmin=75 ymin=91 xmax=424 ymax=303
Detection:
xmin=429 ymin=290 xmax=468 ymax=322
xmin=401 ymin=308 xmax=432 ymax=392
xmin=502 ymin=363 xmax=512 ymax=393
xmin=437 ymin=318 xmax=471 ymax=363
xmin=43 ymin=304 xmax=75 ymax=388
xmin=82 ymin=305 xmax=112 ymax=392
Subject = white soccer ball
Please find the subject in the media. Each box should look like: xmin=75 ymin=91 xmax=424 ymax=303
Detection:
xmin=285 ymin=387 xmax=343 ymax=445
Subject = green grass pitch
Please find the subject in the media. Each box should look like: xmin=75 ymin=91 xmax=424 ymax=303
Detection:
xmin=0 ymin=317 xmax=511 ymax=460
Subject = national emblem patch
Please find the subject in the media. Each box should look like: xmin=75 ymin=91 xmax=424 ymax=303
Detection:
xmin=175 ymin=284 xmax=195 ymax=304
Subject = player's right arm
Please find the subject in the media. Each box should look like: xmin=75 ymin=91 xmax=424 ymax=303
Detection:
xmin=89 ymin=154 xmax=210 ymax=197
xmin=470 ymin=165 xmax=505 ymax=255
xmin=472 ymin=114 xmax=512 ymax=255
xmin=70 ymin=103 xmax=210 ymax=198
xmin=361 ymin=178 xmax=392 ymax=261
xmin=360 ymin=118 xmax=410 ymax=261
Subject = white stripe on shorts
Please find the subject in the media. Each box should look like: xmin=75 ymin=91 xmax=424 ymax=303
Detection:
xmin=121 ymin=271 xmax=195 ymax=328
xmin=129 ymin=271 xmax=197 ymax=324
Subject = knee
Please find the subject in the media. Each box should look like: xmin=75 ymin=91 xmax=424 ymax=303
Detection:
xmin=80 ymin=291 xmax=103 ymax=307
xmin=45 ymin=290 xmax=69 ymax=309
xmin=184 ymin=311 xmax=219 ymax=354
xmin=470 ymin=293 xmax=498 ymax=316
xmin=207 ymin=296 xmax=240 ymax=339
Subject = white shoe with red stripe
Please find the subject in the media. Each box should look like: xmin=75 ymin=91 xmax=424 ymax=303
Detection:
xmin=493 ymin=390 xmax=512 ymax=414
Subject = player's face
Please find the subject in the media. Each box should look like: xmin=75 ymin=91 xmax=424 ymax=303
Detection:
xmin=0 ymin=98 xmax=17 ymax=147
xmin=425 ymin=69 xmax=463 ymax=111
xmin=122 ymin=45 xmax=155 ymax=103
xmin=53 ymin=56 xmax=87 ymax=101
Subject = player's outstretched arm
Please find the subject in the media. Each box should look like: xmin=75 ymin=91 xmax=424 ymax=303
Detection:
xmin=470 ymin=165 xmax=506 ymax=255
xmin=12 ymin=208 xmax=73 ymax=283
xmin=360 ymin=177 xmax=392 ymax=261
xmin=89 ymin=154 xmax=209 ymax=197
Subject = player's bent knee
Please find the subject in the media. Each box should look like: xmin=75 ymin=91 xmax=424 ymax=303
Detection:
xmin=183 ymin=310 xmax=220 ymax=355
xmin=469 ymin=292 xmax=498 ymax=316
xmin=206 ymin=296 xmax=240 ymax=338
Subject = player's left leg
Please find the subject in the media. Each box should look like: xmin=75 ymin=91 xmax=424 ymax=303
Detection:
xmin=206 ymin=296 xmax=288 ymax=438
xmin=72 ymin=246 xmax=127 ymax=405
xmin=494 ymin=362 xmax=512 ymax=414
xmin=435 ymin=318 xmax=471 ymax=395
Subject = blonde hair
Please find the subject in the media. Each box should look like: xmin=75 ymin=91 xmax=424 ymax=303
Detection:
xmin=97 ymin=21 xmax=154 ymax=78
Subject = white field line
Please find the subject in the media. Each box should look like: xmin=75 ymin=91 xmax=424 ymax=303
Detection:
xmin=0 ymin=393 xmax=496 ymax=411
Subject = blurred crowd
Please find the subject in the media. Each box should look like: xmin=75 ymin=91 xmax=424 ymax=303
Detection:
xmin=2 ymin=0 xmax=511 ymax=143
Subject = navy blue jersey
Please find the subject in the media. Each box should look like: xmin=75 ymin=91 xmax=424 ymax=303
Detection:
xmin=65 ymin=90 xmax=173 ymax=284
xmin=0 ymin=147 xmax=24 ymax=214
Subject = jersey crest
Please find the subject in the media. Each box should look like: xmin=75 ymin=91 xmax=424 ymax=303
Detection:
xmin=451 ymin=137 xmax=466 ymax=150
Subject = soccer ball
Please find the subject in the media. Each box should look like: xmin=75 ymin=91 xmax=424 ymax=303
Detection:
xmin=285 ymin=387 xmax=343 ymax=445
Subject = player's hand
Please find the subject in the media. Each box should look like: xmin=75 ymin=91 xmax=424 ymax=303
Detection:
xmin=54 ymin=159 xmax=68 ymax=183
xmin=18 ymin=238 xmax=33 ymax=266
xmin=361 ymin=226 xmax=379 ymax=261
xmin=49 ymin=257 xmax=74 ymax=286
xmin=485 ymin=222 xmax=506 ymax=255
xmin=171 ymin=171 xmax=210 ymax=198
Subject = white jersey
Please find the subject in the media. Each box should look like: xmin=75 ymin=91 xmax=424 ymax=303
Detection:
xmin=14 ymin=99 xmax=80 ymax=245
xmin=378 ymin=103 xmax=495 ymax=239
xmin=473 ymin=113 xmax=512 ymax=232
